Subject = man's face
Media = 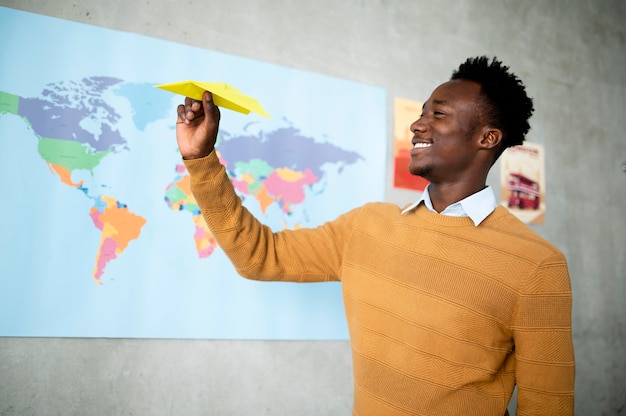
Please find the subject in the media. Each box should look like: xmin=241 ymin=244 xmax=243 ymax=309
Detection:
xmin=408 ymin=79 xmax=486 ymax=183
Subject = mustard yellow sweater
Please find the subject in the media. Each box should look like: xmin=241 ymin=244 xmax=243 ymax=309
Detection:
xmin=184 ymin=151 xmax=575 ymax=416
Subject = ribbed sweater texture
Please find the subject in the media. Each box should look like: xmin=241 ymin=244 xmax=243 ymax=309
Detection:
xmin=184 ymin=151 xmax=575 ymax=416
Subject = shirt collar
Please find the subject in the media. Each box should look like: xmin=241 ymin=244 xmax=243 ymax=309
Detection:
xmin=401 ymin=184 xmax=497 ymax=226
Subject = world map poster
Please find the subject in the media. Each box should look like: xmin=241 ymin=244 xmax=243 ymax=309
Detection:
xmin=0 ymin=7 xmax=386 ymax=340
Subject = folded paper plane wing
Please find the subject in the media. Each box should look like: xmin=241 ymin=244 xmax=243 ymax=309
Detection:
xmin=154 ymin=80 xmax=271 ymax=118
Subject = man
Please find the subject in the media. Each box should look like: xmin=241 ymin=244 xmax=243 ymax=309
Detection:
xmin=175 ymin=56 xmax=575 ymax=415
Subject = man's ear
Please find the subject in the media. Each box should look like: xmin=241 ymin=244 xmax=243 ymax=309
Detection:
xmin=479 ymin=128 xmax=503 ymax=150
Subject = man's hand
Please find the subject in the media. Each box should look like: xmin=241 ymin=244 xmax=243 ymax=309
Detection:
xmin=176 ymin=91 xmax=220 ymax=159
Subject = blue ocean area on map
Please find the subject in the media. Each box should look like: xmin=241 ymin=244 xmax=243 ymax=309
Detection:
xmin=115 ymin=81 xmax=173 ymax=130
xmin=0 ymin=6 xmax=386 ymax=340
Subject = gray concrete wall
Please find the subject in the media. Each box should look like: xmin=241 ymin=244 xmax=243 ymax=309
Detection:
xmin=1 ymin=0 xmax=624 ymax=415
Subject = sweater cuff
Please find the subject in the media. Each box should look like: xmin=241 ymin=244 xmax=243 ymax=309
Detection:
xmin=181 ymin=150 xmax=223 ymax=182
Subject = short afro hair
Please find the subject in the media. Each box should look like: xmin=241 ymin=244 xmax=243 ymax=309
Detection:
xmin=451 ymin=56 xmax=534 ymax=159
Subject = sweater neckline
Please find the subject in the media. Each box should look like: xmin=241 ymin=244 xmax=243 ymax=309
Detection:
xmin=411 ymin=204 xmax=507 ymax=227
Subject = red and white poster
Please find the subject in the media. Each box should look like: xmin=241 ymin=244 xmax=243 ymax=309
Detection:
xmin=500 ymin=142 xmax=546 ymax=224
xmin=393 ymin=97 xmax=428 ymax=192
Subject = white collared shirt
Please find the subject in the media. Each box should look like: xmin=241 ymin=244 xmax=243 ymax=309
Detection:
xmin=400 ymin=185 xmax=497 ymax=226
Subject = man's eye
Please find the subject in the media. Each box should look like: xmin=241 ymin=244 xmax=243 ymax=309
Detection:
xmin=434 ymin=111 xmax=445 ymax=116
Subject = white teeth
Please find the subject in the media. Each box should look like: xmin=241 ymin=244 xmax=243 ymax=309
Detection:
xmin=413 ymin=142 xmax=432 ymax=148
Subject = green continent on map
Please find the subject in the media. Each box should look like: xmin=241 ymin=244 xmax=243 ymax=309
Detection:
xmin=38 ymin=137 xmax=110 ymax=173
xmin=0 ymin=91 xmax=19 ymax=114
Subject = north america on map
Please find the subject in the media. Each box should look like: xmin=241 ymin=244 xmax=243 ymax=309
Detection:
xmin=0 ymin=76 xmax=364 ymax=285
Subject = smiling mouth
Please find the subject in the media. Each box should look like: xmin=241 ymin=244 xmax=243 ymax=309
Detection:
xmin=413 ymin=142 xmax=433 ymax=148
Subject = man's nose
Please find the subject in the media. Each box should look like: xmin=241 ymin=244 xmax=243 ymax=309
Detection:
xmin=410 ymin=118 xmax=427 ymax=133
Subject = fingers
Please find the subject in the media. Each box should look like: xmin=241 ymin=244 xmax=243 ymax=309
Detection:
xmin=177 ymin=91 xmax=220 ymax=126
xmin=179 ymin=96 xmax=205 ymax=124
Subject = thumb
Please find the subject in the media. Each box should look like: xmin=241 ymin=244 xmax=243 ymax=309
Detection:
xmin=203 ymin=91 xmax=221 ymax=126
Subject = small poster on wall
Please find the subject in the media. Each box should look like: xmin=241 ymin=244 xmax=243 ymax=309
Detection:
xmin=393 ymin=97 xmax=429 ymax=192
xmin=500 ymin=141 xmax=546 ymax=224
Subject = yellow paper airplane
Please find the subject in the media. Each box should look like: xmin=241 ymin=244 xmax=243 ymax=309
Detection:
xmin=154 ymin=80 xmax=271 ymax=118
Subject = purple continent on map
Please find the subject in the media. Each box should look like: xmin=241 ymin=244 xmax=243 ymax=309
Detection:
xmin=219 ymin=127 xmax=364 ymax=218
xmin=164 ymin=127 xmax=364 ymax=258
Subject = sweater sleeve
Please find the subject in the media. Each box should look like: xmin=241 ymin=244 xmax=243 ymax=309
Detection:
xmin=183 ymin=150 xmax=353 ymax=283
xmin=512 ymin=252 xmax=575 ymax=415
